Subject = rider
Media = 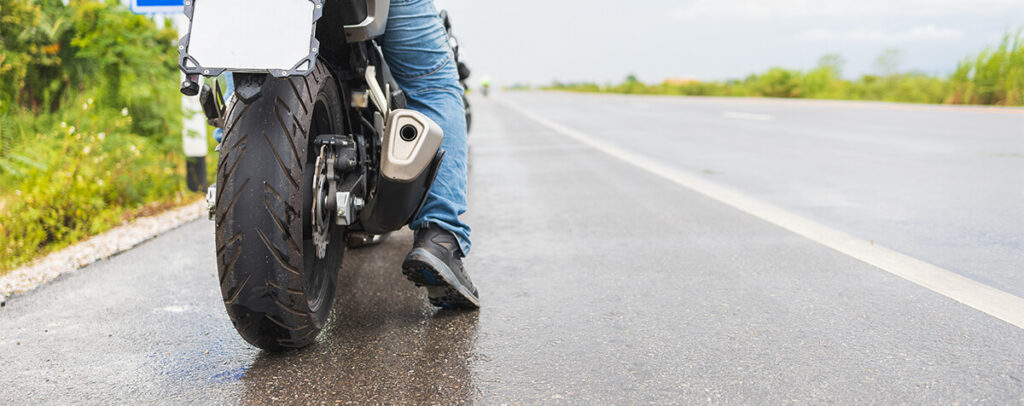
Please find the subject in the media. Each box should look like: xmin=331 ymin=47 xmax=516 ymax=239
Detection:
xmin=480 ymin=75 xmax=492 ymax=97
xmin=381 ymin=0 xmax=478 ymax=308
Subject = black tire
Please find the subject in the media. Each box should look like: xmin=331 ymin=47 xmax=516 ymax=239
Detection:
xmin=215 ymin=61 xmax=344 ymax=351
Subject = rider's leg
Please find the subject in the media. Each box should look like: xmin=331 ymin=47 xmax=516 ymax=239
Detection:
xmin=380 ymin=0 xmax=471 ymax=255
xmin=380 ymin=0 xmax=477 ymax=308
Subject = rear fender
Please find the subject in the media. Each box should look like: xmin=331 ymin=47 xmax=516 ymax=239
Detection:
xmin=231 ymin=73 xmax=268 ymax=104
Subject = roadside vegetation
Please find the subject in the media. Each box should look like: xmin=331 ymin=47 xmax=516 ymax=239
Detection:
xmin=0 ymin=0 xmax=193 ymax=273
xmin=547 ymin=32 xmax=1024 ymax=106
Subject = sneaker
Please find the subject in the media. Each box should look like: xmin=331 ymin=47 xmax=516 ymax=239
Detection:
xmin=401 ymin=224 xmax=480 ymax=309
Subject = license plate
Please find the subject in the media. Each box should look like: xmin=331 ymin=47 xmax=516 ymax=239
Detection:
xmin=181 ymin=0 xmax=319 ymax=76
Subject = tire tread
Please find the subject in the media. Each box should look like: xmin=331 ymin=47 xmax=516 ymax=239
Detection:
xmin=215 ymin=61 xmax=340 ymax=350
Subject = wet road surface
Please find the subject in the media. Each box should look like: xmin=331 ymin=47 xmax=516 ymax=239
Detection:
xmin=501 ymin=92 xmax=1024 ymax=297
xmin=2 ymin=93 xmax=1023 ymax=404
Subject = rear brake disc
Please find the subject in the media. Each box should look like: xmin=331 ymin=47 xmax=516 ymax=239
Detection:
xmin=311 ymin=146 xmax=332 ymax=259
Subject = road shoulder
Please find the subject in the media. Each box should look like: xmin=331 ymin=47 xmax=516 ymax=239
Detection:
xmin=0 ymin=200 xmax=205 ymax=303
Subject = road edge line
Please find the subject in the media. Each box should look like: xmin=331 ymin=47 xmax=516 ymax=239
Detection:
xmin=496 ymin=97 xmax=1024 ymax=330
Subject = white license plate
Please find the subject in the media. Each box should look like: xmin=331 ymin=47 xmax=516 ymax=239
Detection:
xmin=185 ymin=0 xmax=317 ymax=74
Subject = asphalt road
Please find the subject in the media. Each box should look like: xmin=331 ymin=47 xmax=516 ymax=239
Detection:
xmin=2 ymin=92 xmax=1023 ymax=404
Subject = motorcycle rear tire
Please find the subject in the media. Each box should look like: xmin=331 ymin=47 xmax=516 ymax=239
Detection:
xmin=214 ymin=61 xmax=345 ymax=351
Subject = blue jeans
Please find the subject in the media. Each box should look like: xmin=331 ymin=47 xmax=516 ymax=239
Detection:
xmin=382 ymin=0 xmax=471 ymax=255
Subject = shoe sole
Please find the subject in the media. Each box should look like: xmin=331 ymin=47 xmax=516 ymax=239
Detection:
xmin=402 ymin=248 xmax=480 ymax=309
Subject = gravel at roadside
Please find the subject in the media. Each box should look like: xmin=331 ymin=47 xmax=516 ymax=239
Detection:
xmin=0 ymin=200 xmax=206 ymax=303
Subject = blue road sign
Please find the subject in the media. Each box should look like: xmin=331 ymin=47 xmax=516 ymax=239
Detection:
xmin=130 ymin=0 xmax=184 ymax=15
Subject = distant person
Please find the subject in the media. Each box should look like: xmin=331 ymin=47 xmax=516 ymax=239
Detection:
xmin=480 ymin=76 xmax=492 ymax=97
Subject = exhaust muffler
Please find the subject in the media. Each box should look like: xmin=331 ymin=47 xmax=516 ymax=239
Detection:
xmin=359 ymin=109 xmax=445 ymax=234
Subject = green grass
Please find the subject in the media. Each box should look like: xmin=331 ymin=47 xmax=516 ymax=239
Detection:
xmin=949 ymin=32 xmax=1024 ymax=105
xmin=0 ymin=93 xmax=200 ymax=273
xmin=0 ymin=0 xmax=210 ymax=274
xmin=546 ymin=32 xmax=1024 ymax=106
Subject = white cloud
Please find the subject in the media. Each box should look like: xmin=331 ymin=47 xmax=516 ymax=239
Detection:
xmin=803 ymin=28 xmax=832 ymax=39
xmin=672 ymin=0 xmax=805 ymax=20
xmin=905 ymin=24 xmax=966 ymax=41
xmin=673 ymin=0 xmax=1024 ymax=21
xmin=803 ymin=24 xmax=966 ymax=42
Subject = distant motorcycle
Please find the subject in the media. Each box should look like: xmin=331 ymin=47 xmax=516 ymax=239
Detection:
xmin=481 ymin=76 xmax=491 ymax=97
xmin=179 ymin=0 xmax=470 ymax=350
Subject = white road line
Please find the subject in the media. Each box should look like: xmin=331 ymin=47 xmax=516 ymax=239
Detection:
xmin=722 ymin=111 xmax=774 ymax=121
xmin=497 ymin=98 xmax=1024 ymax=330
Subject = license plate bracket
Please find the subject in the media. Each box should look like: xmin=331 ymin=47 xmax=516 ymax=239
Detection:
xmin=178 ymin=0 xmax=323 ymax=78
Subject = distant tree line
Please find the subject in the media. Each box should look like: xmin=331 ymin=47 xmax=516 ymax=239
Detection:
xmin=546 ymin=34 xmax=1024 ymax=106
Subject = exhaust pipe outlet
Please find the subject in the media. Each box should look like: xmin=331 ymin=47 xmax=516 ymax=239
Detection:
xmin=380 ymin=109 xmax=443 ymax=182
xmin=359 ymin=109 xmax=445 ymax=234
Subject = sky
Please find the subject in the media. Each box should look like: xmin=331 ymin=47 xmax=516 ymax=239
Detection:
xmin=433 ymin=0 xmax=1024 ymax=86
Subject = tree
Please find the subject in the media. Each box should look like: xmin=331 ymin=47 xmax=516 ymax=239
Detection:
xmin=817 ymin=54 xmax=845 ymax=77
xmin=874 ymin=49 xmax=902 ymax=77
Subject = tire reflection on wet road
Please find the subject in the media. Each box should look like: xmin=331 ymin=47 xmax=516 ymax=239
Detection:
xmin=239 ymin=232 xmax=479 ymax=404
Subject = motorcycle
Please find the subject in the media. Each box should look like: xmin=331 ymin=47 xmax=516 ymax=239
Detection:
xmin=441 ymin=10 xmax=472 ymax=133
xmin=179 ymin=0 xmax=464 ymax=350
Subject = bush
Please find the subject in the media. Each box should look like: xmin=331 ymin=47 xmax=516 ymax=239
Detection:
xmin=949 ymin=32 xmax=1024 ymax=105
xmin=0 ymin=0 xmax=189 ymax=272
xmin=0 ymin=99 xmax=187 ymax=270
